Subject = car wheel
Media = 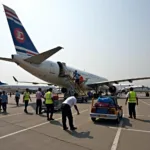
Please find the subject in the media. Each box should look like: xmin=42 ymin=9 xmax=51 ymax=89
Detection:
xmin=91 ymin=117 xmax=96 ymax=122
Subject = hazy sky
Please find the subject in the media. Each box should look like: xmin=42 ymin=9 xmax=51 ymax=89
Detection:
xmin=0 ymin=0 xmax=150 ymax=86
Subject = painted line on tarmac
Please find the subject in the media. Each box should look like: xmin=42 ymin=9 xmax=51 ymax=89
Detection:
xmin=140 ymin=100 xmax=150 ymax=106
xmin=0 ymin=110 xmax=35 ymax=119
xmin=110 ymin=126 xmax=150 ymax=134
xmin=0 ymin=109 xmax=88 ymax=140
xmin=110 ymin=115 xmax=124 ymax=150
xmin=0 ymin=113 xmax=23 ymax=119
xmin=121 ymin=128 xmax=150 ymax=133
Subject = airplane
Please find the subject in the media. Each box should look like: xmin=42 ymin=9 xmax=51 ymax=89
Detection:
xmin=1 ymin=4 xmax=150 ymax=96
xmin=121 ymin=85 xmax=150 ymax=93
xmin=0 ymin=81 xmax=7 ymax=85
xmin=0 ymin=80 xmax=59 ymax=94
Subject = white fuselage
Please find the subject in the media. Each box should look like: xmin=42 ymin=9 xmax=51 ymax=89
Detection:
xmin=12 ymin=55 xmax=108 ymax=91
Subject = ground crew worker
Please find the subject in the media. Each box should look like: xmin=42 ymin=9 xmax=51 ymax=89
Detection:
xmin=36 ymin=88 xmax=43 ymax=115
xmin=73 ymin=70 xmax=80 ymax=85
xmin=1 ymin=91 xmax=8 ymax=113
xmin=23 ymin=88 xmax=31 ymax=113
xmin=125 ymin=87 xmax=138 ymax=119
xmin=15 ymin=90 xmax=20 ymax=106
xmin=61 ymin=93 xmax=80 ymax=130
xmin=44 ymin=88 xmax=54 ymax=121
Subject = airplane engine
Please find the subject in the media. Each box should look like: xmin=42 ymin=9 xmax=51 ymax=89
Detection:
xmin=108 ymin=86 xmax=117 ymax=94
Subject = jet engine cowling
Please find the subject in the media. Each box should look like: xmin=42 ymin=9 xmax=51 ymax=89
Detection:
xmin=108 ymin=86 xmax=117 ymax=94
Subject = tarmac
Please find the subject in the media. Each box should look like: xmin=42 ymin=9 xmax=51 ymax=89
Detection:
xmin=0 ymin=94 xmax=150 ymax=150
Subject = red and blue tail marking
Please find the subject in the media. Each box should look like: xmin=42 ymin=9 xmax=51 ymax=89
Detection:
xmin=3 ymin=5 xmax=39 ymax=56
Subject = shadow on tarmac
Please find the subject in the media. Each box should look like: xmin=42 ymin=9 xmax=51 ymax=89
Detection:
xmin=25 ymin=112 xmax=34 ymax=115
xmin=135 ymin=118 xmax=150 ymax=123
xmin=92 ymin=119 xmax=121 ymax=127
xmin=0 ymin=112 xmax=10 ymax=115
xmin=50 ymin=120 xmax=93 ymax=139
xmin=91 ymin=117 xmax=132 ymax=128
xmin=66 ymin=130 xmax=93 ymax=139
xmin=8 ymin=102 xmax=36 ymax=110
xmin=122 ymin=117 xmax=132 ymax=127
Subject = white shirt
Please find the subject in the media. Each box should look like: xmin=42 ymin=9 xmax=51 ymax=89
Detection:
xmin=63 ymin=96 xmax=77 ymax=107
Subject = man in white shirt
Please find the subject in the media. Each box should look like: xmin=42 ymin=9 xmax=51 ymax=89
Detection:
xmin=61 ymin=93 xmax=80 ymax=130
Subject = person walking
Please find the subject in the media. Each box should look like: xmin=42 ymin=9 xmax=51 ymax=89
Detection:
xmin=1 ymin=91 xmax=8 ymax=113
xmin=125 ymin=87 xmax=138 ymax=119
xmin=61 ymin=93 xmax=80 ymax=130
xmin=23 ymin=88 xmax=31 ymax=113
xmin=15 ymin=90 xmax=20 ymax=106
xmin=44 ymin=88 xmax=54 ymax=121
xmin=36 ymin=88 xmax=43 ymax=114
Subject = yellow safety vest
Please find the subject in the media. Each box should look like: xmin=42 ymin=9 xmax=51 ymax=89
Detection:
xmin=128 ymin=91 xmax=136 ymax=103
xmin=45 ymin=91 xmax=53 ymax=104
xmin=24 ymin=92 xmax=30 ymax=101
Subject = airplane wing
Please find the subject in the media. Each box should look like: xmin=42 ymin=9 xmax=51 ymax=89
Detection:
xmin=13 ymin=76 xmax=53 ymax=86
xmin=86 ymin=77 xmax=150 ymax=87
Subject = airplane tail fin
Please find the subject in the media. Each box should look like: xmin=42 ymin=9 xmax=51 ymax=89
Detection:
xmin=0 ymin=81 xmax=7 ymax=85
xmin=3 ymin=5 xmax=39 ymax=57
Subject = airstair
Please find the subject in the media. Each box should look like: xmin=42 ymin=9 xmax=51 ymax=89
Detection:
xmin=57 ymin=62 xmax=87 ymax=96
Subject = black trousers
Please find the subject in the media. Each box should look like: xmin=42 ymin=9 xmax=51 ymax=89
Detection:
xmin=36 ymin=99 xmax=42 ymax=114
xmin=46 ymin=104 xmax=54 ymax=119
xmin=15 ymin=97 xmax=19 ymax=106
xmin=2 ymin=102 xmax=7 ymax=112
xmin=24 ymin=100 xmax=29 ymax=112
xmin=128 ymin=103 xmax=136 ymax=118
xmin=61 ymin=104 xmax=74 ymax=129
xmin=0 ymin=99 xmax=1 ymax=111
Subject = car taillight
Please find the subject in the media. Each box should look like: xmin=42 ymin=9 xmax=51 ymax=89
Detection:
xmin=91 ymin=107 xmax=96 ymax=113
